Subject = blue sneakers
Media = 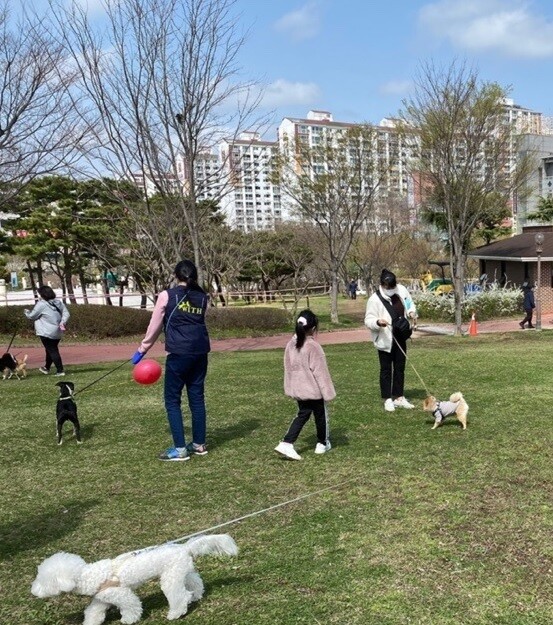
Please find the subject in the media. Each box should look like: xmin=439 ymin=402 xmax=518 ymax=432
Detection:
xmin=158 ymin=447 xmax=190 ymax=461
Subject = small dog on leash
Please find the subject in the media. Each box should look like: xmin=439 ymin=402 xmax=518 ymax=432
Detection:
xmin=1 ymin=352 xmax=27 ymax=380
xmin=31 ymin=534 xmax=238 ymax=625
xmin=56 ymin=381 xmax=82 ymax=445
xmin=423 ymin=392 xmax=468 ymax=430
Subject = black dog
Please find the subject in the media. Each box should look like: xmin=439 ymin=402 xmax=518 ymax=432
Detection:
xmin=1 ymin=352 xmax=18 ymax=380
xmin=56 ymin=381 xmax=81 ymax=445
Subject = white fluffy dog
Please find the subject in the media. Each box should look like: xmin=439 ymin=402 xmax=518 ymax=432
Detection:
xmin=31 ymin=534 xmax=238 ymax=625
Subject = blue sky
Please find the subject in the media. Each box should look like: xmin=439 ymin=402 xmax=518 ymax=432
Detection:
xmin=233 ymin=0 xmax=553 ymax=137
xmin=26 ymin=0 xmax=553 ymax=138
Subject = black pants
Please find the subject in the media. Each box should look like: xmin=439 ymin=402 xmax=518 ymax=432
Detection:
xmin=39 ymin=336 xmax=64 ymax=373
xmin=283 ymin=399 xmax=329 ymax=445
xmin=378 ymin=339 xmax=407 ymax=399
xmin=521 ymin=308 xmax=534 ymax=327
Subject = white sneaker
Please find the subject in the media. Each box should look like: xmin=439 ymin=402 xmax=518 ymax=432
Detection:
xmin=384 ymin=398 xmax=395 ymax=412
xmin=314 ymin=441 xmax=331 ymax=454
xmin=274 ymin=442 xmax=302 ymax=460
xmin=394 ymin=397 xmax=415 ymax=409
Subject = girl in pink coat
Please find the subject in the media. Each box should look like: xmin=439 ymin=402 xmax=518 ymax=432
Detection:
xmin=274 ymin=310 xmax=336 ymax=461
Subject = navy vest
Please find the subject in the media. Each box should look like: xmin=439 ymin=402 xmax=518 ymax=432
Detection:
xmin=163 ymin=286 xmax=210 ymax=355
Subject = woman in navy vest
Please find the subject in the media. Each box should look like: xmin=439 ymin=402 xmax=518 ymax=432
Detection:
xmin=132 ymin=260 xmax=210 ymax=461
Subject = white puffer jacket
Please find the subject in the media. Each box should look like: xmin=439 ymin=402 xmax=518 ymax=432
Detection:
xmin=364 ymin=284 xmax=416 ymax=353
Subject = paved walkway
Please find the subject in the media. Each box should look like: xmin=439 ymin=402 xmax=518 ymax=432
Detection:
xmin=12 ymin=313 xmax=553 ymax=368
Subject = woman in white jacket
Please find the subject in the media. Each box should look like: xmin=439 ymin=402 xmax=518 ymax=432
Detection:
xmin=364 ymin=269 xmax=416 ymax=412
xmin=25 ymin=285 xmax=70 ymax=376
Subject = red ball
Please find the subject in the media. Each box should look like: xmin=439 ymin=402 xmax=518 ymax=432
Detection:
xmin=133 ymin=359 xmax=162 ymax=385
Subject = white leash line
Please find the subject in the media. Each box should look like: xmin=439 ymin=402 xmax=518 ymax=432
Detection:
xmin=392 ymin=334 xmax=432 ymax=397
xmin=126 ymin=479 xmax=355 ymax=556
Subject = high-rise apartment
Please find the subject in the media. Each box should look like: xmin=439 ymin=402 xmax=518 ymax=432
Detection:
xmin=219 ymin=132 xmax=283 ymax=232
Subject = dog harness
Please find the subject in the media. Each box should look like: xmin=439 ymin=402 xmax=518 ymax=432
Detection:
xmin=433 ymin=400 xmax=460 ymax=424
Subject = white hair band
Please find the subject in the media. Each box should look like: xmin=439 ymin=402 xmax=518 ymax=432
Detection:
xmin=297 ymin=316 xmax=307 ymax=326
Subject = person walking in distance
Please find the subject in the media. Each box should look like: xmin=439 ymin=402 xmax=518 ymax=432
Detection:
xmin=519 ymin=282 xmax=535 ymax=329
xmin=274 ymin=310 xmax=336 ymax=461
xmin=364 ymin=269 xmax=417 ymax=412
xmin=132 ymin=260 xmax=210 ymax=461
xmin=24 ymin=285 xmax=70 ymax=376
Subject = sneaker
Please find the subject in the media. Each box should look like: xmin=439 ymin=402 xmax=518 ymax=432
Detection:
xmin=274 ymin=441 xmax=302 ymax=460
xmin=314 ymin=441 xmax=332 ymax=454
xmin=158 ymin=447 xmax=190 ymax=461
xmin=384 ymin=398 xmax=395 ymax=412
xmin=39 ymin=367 xmax=49 ymax=375
xmin=394 ymin=397 xmax=415 ymax=409
xmin=519 ymin=322 xmax=525 ymax=329
xmin=186 ymin=442 xmax=208 ymax=456
xmin=54 ymin=372 xmax=66 ymax=377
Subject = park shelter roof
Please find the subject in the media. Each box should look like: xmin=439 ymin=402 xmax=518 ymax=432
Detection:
xmin=468 ymin=226 xmax=553 ymax=262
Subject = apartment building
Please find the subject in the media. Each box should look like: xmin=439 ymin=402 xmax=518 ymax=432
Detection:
xmin=129 ymin=101 xmax=547 ymax=234
xmin=277 ymin=110 xmax=415 ymax=232
xmin=219 ymin=132 xmax=284 ymax=232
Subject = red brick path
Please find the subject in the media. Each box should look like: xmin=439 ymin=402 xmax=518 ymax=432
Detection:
xmin=12 ymin=313 xmax=553 ymax=369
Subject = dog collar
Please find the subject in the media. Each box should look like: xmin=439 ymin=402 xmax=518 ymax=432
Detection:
xmin=59 ymin=396 xmax=74 ymax=401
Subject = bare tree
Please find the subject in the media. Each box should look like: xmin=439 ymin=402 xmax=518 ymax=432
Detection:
xmin=0 ymin=3 xmax=80 ymax=205
xmin=400 ymin=61 xmax=532 ymax=333
xmin=52 ymin=0 xmax=266 ymax=284
xmin=275 ymin=124 xmax=387 ymax=323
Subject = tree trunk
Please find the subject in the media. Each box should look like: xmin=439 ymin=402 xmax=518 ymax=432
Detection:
xmin=451 ymin=235 xmax=464 ymax=335
xmin=213 ymin=274 xmax=226 ymax=307
xmin=78 ymin=268 xmax=89 ymax=304
xmin=330 ymin=269 xmax=340 ymax=324
xmin=102 ymin=278 xmax=113 ymax=306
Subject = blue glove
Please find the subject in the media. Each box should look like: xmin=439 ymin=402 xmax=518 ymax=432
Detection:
xmin=131 ymin=350 xmax=144 ymax=365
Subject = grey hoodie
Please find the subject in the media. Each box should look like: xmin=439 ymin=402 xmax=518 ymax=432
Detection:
xmin=25 ymin=298 xmax=70 ymax=340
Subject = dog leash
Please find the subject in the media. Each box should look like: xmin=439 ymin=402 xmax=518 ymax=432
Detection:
xmin=392 ymin=334 xmax=432 ymax=397
xmin=6 ymin=328 xmax=17 ymax=352
xmin=121 ymin=478 xmax=357 ymax=557
xmin=73 ymin=360 xmax=130 ymax=397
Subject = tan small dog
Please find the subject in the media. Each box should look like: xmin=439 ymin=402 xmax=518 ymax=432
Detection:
xmin=423 ymin=392 xmax=468 ymax=430
xmin=12 ymin=354 xmax=28 ymax=379
xmin=1 ymin=353 xmax=28 ymax=380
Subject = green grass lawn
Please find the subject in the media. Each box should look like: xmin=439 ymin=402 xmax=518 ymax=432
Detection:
xmin=2 ymin=332 xmax=553 ymax=624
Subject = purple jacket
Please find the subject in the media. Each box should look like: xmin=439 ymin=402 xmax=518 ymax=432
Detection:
xmin=284 ymin=336 xmax=336 ymax=402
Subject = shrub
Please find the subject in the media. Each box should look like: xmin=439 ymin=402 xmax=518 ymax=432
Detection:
xmin=412 ymin=285 xmax=523 ymax=322
xmin=0 ymin=305 xmax=152 ymax=339
xmin=206 ymin=306 xmax=289 ymax=332
xmin=0 ymin=304 xmax=290 ymax=339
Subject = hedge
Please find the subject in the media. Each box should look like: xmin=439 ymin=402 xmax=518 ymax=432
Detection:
xmin=0 ymin=304 xmax=290 ymax=339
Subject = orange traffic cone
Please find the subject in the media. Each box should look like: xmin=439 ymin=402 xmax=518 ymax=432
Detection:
xmin=468 ymin=313 xmax=478 ymax=336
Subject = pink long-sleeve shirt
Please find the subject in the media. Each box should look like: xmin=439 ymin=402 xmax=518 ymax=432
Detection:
xmin=138 ymin=291 xmax=168 ymax=354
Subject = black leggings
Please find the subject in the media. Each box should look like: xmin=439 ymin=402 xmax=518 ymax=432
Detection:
xmin=39 ymin=336 xmax=64 ymax=373
xmin=283 ymin=399 xmax=329 ymax=445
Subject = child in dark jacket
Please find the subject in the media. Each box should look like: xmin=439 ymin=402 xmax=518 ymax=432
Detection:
xmin=274 ymin=310 xmax=336 ymax=461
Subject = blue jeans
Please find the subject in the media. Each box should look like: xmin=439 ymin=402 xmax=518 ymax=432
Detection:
xmin=164 ymin=353 xmax=208 ymax=448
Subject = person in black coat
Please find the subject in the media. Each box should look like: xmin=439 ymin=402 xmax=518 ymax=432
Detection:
xmin=519 ymin=283 xmax=535 ymax=329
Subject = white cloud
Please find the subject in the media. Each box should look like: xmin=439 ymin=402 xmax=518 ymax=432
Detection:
xmin=274 ymin=2 xmax=321 ymax=42
xmin=70 ymin=0 xmax=108 ymax=17
xmin=379 ymin=79 xmax=412 ymax=96
xmin=419 ymin=0 xmax=553 ymax=58
xmin=261 ymin=79 xmax=321 ymax=108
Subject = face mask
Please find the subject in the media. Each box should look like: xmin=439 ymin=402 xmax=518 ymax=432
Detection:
xmin=382 ymin=287 xmax=397 ymax=297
